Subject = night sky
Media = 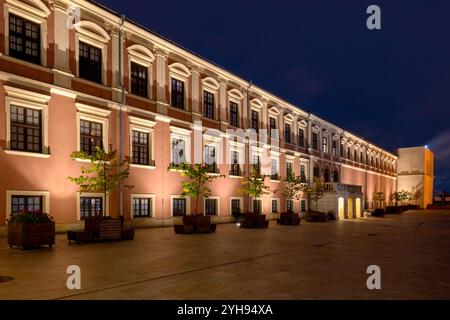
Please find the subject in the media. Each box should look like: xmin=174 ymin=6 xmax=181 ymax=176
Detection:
xmin=95 ymin=0 xmax=450 ymax=192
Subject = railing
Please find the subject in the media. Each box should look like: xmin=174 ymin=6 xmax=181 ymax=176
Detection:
xmin=206 ymin=163 xmax=220 ymax=174
xmin=250 ymin=164 xmax=261 ymax=176
xmin=324 ymin=183 xmax=335 ymax=191
xmin=229 ymin=164 xmax=242 ymax=176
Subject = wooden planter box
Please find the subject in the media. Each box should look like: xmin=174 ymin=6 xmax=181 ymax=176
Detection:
xmin=174 ymin=215 xmax=216 ymax=234
xmin=84 ymin=217 xmax=122 ymax=241
xmin=306 ymin=212 xmax=328 ymax=223
xmin=240 ymin=214 xmax=269 ymax=229
xmin=8 ymin=222 xmax=55 ymax=249
xmin=277 ymin=212 xmax=301 ymax=225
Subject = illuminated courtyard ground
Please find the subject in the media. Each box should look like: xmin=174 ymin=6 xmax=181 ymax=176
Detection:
xmin=1 ymin=210 xmax=449 ymax=300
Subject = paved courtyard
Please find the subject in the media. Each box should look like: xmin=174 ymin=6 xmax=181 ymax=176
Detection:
xmin=0 ymin=210 xmax=449 ymax=300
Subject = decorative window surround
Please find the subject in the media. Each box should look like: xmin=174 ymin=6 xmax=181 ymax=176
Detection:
xmin=170 ymin=195 xmax=190 ymax=217
xmin=204 ymin=196 xmax=220 ymax=215
xmin=271 ymin=198 xmax=280 ymax=213
xmin=74 ymin=21 xmax=110 ymax=86
xmin=6 ymin=190 xmax=50 ymax=221
xmin=127 ymin=44 xmax=155 ymax=99
xmin=4 ymin=0 xmax=50 ymax=67
xmin=76 ymin=103 xmax=111 ymax=154
xmin=129 ymin=115 xmax=156 ymax=169
xmin=130 ymin=193 xmax=155 ymax=219
xmin=76 ymin=192 xmax=109 ymax=221
xmin=169 ymin=62 xmax=191 ymax=109
xmin=229 ymin=197 xmax=243 ymax=215
xmin=170 ymin=126 xmax=192 ymax=165
xmin=4 ymin=85 xmax=50 ymax=157
xmin=201 ymin=77 xmax=220 ymax=120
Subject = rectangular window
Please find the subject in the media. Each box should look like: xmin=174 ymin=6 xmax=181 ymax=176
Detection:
xmin=80 ymin=120 xmax=103 ymax=155
xmin=361 ymin=152 xmax=364 ymax=164
xmin=354 ymin=150 xmax=358 ymax=162
xmin=231 ymin=199 xmax=241 ymax=216
xmin=130 ymin=62 xmax=148 ymax=98
xmin=205 ymin=198 xmax=218 ymax=216
xmin=271 ymin=199 xmax=278 ymax=213
xmin=323 ymin=137 xmax=328 ymax=153
xmin=251 ymin=110 xmax=259 ymax=132
xmin=172 ymin=138 xmax=187 ymax=165
xmin=79 ymin=42 xmax=102 ymax=84
xmin=340 ymin=143 xmax=344 ymax=157
xmin=132 ymin=130 xmax=150 ymax=166
xmin=285 ymin=124 xmax=291 ymax=143
xmin=314 ymin=166 xmax=320 ymax=178
xmin=173 ymin=198 xmax=186 ymax=217
xmin=10 ymin=105 xmax=42 ymax=153
xmin=301 ymin=165 xmax=306 ymax=181
xmin=271 ymin=158 xmax=279 ymax=180
xmin=230 ymin=151 xmax=241 ymax=176
xmin=205 ymin=145 xmax=218 ymax=173
xmin=269 ymin=117 xmax=276 ymax=138
xmin=332 ymin=140 xmax=337 ymax=156
xmin=9 ymin=14 xmax=40 ymax=65
xmin=286 ymin=200 xmax=294 ymax=213
xmin=348 ymin=147 xmax=352 ymax=160
xmin=132 ymin=197 xmax=151 ymax=218
xmin=229 ymin=102 xmax=239 ymax=127
xmin=301 ymin=200 xmax=306 ymax=212
xmin=11 ymin=195 xmax=42 ymax=215
xmin=286 ymin=162 xmax=293 ymax=177
xmin=298 ymin=128 xmax=305 ymax=147
xmin=80 ymin=197 xmax=103 ymax=219
xmin=312 ymin=133 xmax=318 ymax=150
xmin=171 ymin=78 xmax=185 ymax=109
xmin=203 ymin=91 xmax=215 ymax=119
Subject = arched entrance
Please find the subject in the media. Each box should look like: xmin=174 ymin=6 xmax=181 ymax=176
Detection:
xmin=347 ymin=198 xmax=354 ymax=219
xmin=338 ymin=197 xmax=345 ymax=220
xmin=355 ymin=198 xmax=361 ymax=218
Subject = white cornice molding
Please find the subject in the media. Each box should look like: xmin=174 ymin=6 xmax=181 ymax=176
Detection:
xmin=4 ymin=85 xmax=50 ymax=104
xmin=76 ymin=103 xmax=111 ymax=117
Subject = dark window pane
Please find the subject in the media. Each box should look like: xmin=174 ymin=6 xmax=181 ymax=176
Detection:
xmin=203 ymin=91 xmax=214 ymax=119
xmin=132 ymin=198 xmax=151 ymax=217
xmin=229 ymin=102 xmax=239 ymax=127
xmin=251 ymin=110 xmax=259 ymax=132
xmin=171 ymin=78 xmax=185 ymax=109
xmin=9 ymin=14 xmax=40 ymax=64
xmin=79 ymin=42 xmax=102 ymax=83
xmin=132 ymin=130 xmax=150 ymax=165
xmin=11 ymin=196 xmax=42 ymax=215
xmin=80 ymin=197 xmax=103 ymax=219
xmin=80 ymin=120 xmax=103 ymax=155
xmin=205 ymin=199 xmax=218 ymax=216
xmin=130 ymin=62 xmax=148 ymax=98
xmin=10 ymin=105 xmax=42 ymax=153
xmin=285 ymin=124 xmax=291 ymax=143
xmin=173 ymin=198 xmax=186 ymax=217
xmin=231 ymin=199 xmax=241 ymax=216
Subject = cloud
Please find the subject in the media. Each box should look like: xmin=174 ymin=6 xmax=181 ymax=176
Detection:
xmin=428 ymin=130 xmax=450 ymax=161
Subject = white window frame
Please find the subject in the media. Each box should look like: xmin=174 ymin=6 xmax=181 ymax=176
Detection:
xmin=6 ymin=190 xmax=50 ymax=222
xmin=3 ymin=86 xmax=50 ymax=158
xmin=250 ymin=198 xmax=263 ymax=214
xmin=170 ymin=195 xmax=191 ymax=217
xmin=129 ymin=116 xmax=156 ymax=169
xmin=130 ymin=194 xmax=155 ymax=219
xmin=74 ymin=21 xmax=110 ymax=86
xmin=271 ymin=198 xmax=280 ymax=213
xmin=169 ymin=62 xmax=191 ymax=110
xmin=4 ymin=0 xmax=50 ymax=67
xmin=270 ymin=156 xmax=280 ymax=182
xmin=300 ymin=159 xmax=309 ymax=181
xmin=76 ymin=103 xmax=110 ymax=156
xmin=286 ymin=160 xmax=294 ymax=177
xmin=204 ymin=196 xmax=220 ymax=216
xmin=76 ymin=192 xmax=109 ymax=221
xmin=228 ymin=89 xmax=244 ymax=127
xmin=201 ymin=77 xmax=220 ymax=121
xmin=127 ymin=45 xmax=155 ymax=99
xmin=229 ymin=197 xmax=243 ymax=215
xmin=170 ymin=126 xmax=192 ymax=165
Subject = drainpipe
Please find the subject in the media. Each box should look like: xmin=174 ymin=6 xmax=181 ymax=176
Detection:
xmin=246 ymin=81 xmax=252 ymax=213
xmin=118 ymin=15 xmax=126 ymax=220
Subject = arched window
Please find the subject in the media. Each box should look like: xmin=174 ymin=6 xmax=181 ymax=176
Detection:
xmin=313 ymin=166 xmax=320 ymax=178
xmin=333 ymin=170 xmax=339 ymax=183
xmin=324 ymin=168 xmax=330 ymax=182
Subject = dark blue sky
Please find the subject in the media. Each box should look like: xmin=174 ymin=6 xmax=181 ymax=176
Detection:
xmin=96 ymin=0 xmax=450 ymax=192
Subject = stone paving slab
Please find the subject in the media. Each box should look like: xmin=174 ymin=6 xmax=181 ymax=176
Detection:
xmin=0 ymin=210 xmax=449 ymax=300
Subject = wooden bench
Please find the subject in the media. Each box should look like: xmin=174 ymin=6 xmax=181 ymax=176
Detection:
xmin=174 ymin=216 xmax=216 ymax=234
xmin=277 ymin=213 xmax=301 ymax=225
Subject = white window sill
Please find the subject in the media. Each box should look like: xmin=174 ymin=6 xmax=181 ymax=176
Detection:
xmin=229 ymin=175 xmax=244 ymax=179
xmin=270 ymin=180 xmax=281 ymax=183
xmin=206 ymin=173 xmax=222 ymax=177
xmin=130 ymin=164 xmax=156 ymax=170
xmin=3 ymin=150 xmax=51 ymax=158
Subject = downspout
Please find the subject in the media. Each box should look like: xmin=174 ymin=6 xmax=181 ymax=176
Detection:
xmin=118 ymin=15 xmax=126 ymax=219
xmin=246 ymin=81 xmax=252 ymax=213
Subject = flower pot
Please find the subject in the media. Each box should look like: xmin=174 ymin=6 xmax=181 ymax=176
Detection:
xmin=8 ymin=222 xmax=55 ymax=249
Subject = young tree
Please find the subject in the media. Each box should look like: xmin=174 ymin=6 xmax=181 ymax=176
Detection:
xmin=283 ymin=174 xmax=307 ymax=213
xmin=171 ymin=163 xmax=224 ymax=216
xmin=412 ymin=183 xmax=423 ymax=206
xmin=238 ymin=166 xmax=271 ymax=214
xmin=302 ymin=178 xmax=325 ymax=212
xmin=68 ymin=146 xmax=132 ymax=217
xmin=373 ymin=191 xmax=385 ymax=209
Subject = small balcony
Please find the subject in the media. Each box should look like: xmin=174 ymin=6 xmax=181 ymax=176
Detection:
xmin=324 ymin=182 xmax=336 ymax=192
xmin=250 ymin=164 xmax=261 ymax=176
xmin=229 ymin=164 xmax=242 ymax=177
